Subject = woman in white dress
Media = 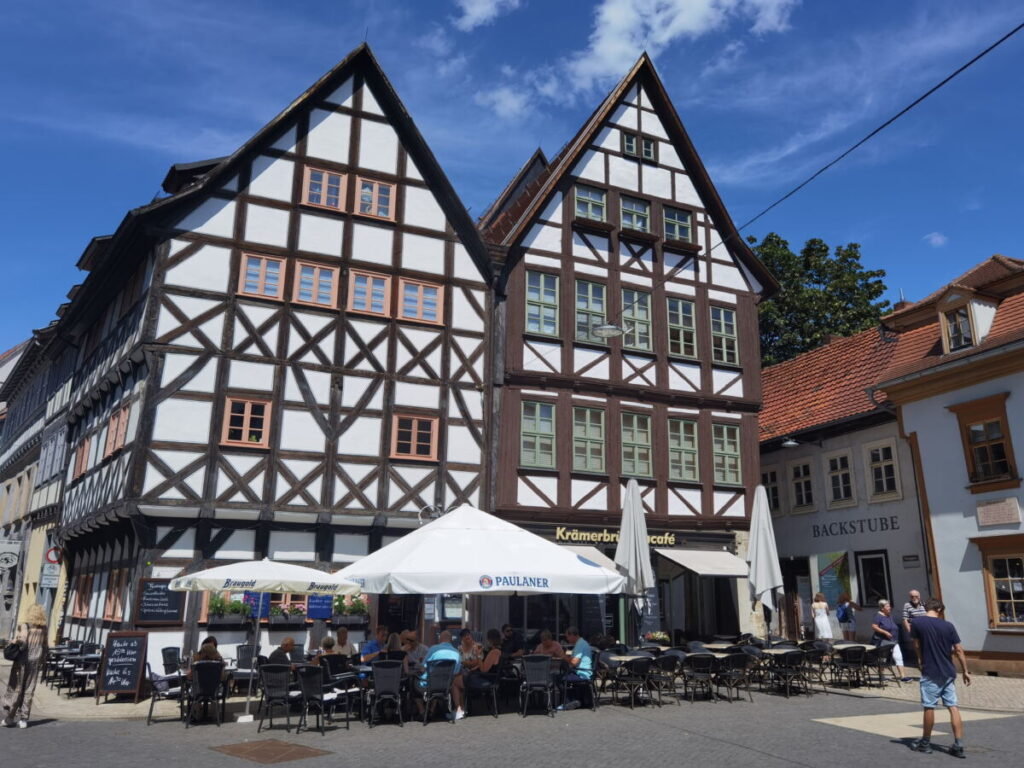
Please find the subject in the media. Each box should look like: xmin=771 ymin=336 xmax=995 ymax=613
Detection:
xmin=811 ymin=592 xmax=833 ymax=640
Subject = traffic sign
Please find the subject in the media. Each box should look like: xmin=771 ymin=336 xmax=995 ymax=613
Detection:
xmin=45 ymin=547 xmax=62 ymax=564
xmin=0 ymin=539 xmax=19 ymax=570
xmin=40 ymin=563 xmax=60 ymax=589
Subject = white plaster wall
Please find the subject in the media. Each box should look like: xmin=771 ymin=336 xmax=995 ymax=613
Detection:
xmin=339 ymin=417 xmax=381 ymax=456
xmin=394 ymin=382 xmax=440 ymax=409
xmin=268 ymin=531 xmax=316 ymax=561
xmin=401 ymin=233 xmax=445 ymax=273
xmin=446 ymin=426 xmax=481 ymax=464
xmin=351 ymin=223 xmax=394 ymax=266
xmin=306 ymin=109 xmax=351 ymax=164
xmin=227 ymin=360 xmax=275 ymax=392
xmin=163 ymin=245 xmax=232 ymax=293
xmin=972 ymin=300 xmax=998 ymax=342
xmin=244 ymin=204 xmax=290 ymax=248
xmin=248 ymin=155 xmax=295 ymax=202
xmin=901 ymin=371 xmax=1024 ymax=652
xmin=358 ymin=120 xmax=398 ymax=175
xmin=176 ymin=197 xmax=236 ymax=239
xmin=279 ymin=409 xmax=325 ymax=453
xmin=403 ymin=186 xmax=446 ymax=232
xmin=151 ymin=399 xmax=212 ymax=443
xmin=298 ymin=213 xmax=344 ymax=256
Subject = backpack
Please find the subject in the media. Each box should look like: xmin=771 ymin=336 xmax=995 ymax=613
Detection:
xmin=836 ymin=603 xmax=850 ymax=623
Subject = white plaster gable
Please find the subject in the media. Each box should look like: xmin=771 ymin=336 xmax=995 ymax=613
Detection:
xmin=351 ymin=222 xmax=394 ymax=266
xmin=326 ymin=77 xmax=354 ymax=108
xmin=452 ymin=289 xmax=485 ymax=333
xmin=674 ymin=173 xmax=701 ymax=206
xmin=269 ymin=125 xmax=297 ymax=153
xmin=361 ymin=84 xmax=384 ymax=115
xmin=452 ymin=244 xmax=482 ymax=282
xmin=298 ymin=212 xmax=344 ymax=256
xmin=244 ymin=204 xmax=289 ymax=248
xmin=594 ymin=126 xmax=619 ymax=151
xmin=609 ymin=155 xmax=639 ymax=192
xmin=358 ymin=120 xmax=398 ymax=175
xmin=163 ymin=244 xmax=232 ymax=294
xmin=609 ymin=102 xmax=638 ymax=130
xmin=401 ymin=232 xmax=445 ymax=273
xmin=175 ymin=197 xmax=235 ymax=239
xmin=642 ymin=164 xmax=671 ymax=200
xmin=406 ymin=160 xmax=423 ymax=182
xmin=640 ymin=110 xmax=669 ymax=140
xmin=306 ymin=109 xmax=351 ymax=165
xmin=248 ymin=155 xmax=295 ymax=202
xmin=572 ymin=150 xmax=606 ymax=183
xmin=403 ymin=185 xmax=446 ymax=232
xmin=661 ymin=143 xmax=685 ymax=171
xmin=637 ymin=85 xmax=652 ymax=110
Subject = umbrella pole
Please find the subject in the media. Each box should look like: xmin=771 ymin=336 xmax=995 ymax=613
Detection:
xmin=237 ymin=593 xmax=262 ymax=722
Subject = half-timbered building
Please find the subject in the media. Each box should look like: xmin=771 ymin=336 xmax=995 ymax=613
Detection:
xmin=481 ymin=55 xmax=777 ymax=638
xmin=52 ymin=45 xmax=492 ymax=660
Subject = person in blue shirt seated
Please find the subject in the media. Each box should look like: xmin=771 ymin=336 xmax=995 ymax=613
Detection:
xmin=415 ymin=630 xmax=464 ymax=719
xmin=359 ymin=625 xmax=389 ymax=664
xmin=558 ymin=626 xmax=593 ymax=710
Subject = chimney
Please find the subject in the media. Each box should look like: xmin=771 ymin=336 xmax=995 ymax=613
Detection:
xmin=892 ymin=288 xmax=910 ymax=312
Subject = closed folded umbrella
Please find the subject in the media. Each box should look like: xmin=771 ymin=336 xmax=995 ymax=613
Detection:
xmin=747 ymin=485 xmax=784 ymax=642
xmin=614 ymin=479 xmax=657 ymax=638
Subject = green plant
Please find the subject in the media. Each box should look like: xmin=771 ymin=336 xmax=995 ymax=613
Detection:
xmin=346 ymin=595 xmax=368 ymax=615
xmin=269 ymin=605 xmax=284 ymax=617
xmin=208 ymin=594 xmax=228 ymax=616
xmin=286 ymin=603 xmax=305 ymax=616
xmin=643 ymin=630 xmax=671 ymax=645
xmin=227 ymin=600 xmax=251 ymax=617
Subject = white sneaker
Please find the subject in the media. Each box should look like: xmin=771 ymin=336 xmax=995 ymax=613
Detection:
xmin=0 ymin=718 xmax=11 ymax=727
xmin=453 ymin=709 xmax=465 ymax=721
xmin=16 ymin=720 xmax=27 ymax=729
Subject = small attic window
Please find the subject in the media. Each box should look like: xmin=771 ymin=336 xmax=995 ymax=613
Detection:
xmin=944 ymin=307 xmax=974 ymax=352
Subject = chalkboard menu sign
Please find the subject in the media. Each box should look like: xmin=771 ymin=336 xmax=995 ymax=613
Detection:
xmin=97 ymin=631 xmax=148 ymax=704
xmin=134 ymin=579 xmax=185 ymax=627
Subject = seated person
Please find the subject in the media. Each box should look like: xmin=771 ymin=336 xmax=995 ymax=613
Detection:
xmin=500 ymin=624 xmax=525 ymax=658
xmin=559 ymin=626 xmax=593 ymax=709
xmin=191 ymin=636 xmax=228 ymax=681
xmin=334 ymin=627 xmax=356 ymax=657
xmin=401 ymin=630 xmax=429 ymax=673
xmin=415 ymin=631 xmax=464 ymax=720
xmin=533 ymin=629 xmax=565 ymax=659
xmin=360 ymin=625 xmax=389 ymax=664
xmin=267 ymin=636 xmax=296 ymax=667
xmin=382 ymin=632 xmax=405 ymax=660
xmin=453 ymin=628 xmax=502 ymax=703
xmin=457 ymin=629 xmax=483 ymax=673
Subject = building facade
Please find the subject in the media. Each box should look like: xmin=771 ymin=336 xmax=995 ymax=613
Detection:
xmin=760 ymin=329 xmax=929 ymax=642
xmin=878 ymin=256 xmax=1024 ymax=675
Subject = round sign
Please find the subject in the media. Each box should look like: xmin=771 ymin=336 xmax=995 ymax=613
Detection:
xmin=0 ymin=552 xmax=17 ymax=569
xmin=45 ymin=547 xmax=62 ymax=564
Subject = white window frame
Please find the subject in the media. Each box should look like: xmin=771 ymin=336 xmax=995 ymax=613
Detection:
xmin=823 ymin=449 xmax=857 ymax=509
xmin=761 ymin=465 xmax=784 ymax=517
xmin=862 ymin=438 xmax=903 ymax=502
xmin=787 ymin=459 xmax=815 ymax=514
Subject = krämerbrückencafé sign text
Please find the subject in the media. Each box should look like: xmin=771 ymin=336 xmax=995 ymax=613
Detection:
xmin=554 ymin=526 xmax=676 ymax=546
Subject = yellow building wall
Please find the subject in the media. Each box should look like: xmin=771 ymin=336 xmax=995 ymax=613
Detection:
xmin=16 ymin=522 xmax=51 ymax=627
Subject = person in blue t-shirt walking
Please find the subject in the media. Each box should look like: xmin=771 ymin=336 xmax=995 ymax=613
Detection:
xmin=558 ymin=626 xmax=593 ymax=710
xmin=909 ymin=598 xmax=972 ymax=758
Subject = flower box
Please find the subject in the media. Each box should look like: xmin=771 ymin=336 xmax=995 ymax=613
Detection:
xmin=332 ymin=614 xmax=368 ymax=626
xmin=270 ymin=614 xmax=307 ymax=626
xmin=207 ymin=613 xmax=247 ymax=626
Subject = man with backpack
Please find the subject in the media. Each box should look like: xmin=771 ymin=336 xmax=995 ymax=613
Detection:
xmin=909 ymin=598 xmax=971 ymax=758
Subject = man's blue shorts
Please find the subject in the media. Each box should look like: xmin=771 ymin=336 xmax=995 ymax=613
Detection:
xmin=919 ymin=676 xmax=957 ymax=709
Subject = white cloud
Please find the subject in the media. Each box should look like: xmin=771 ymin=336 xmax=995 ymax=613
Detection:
xmin=700 ymin=40 xmax=746 ymax=78
xmin=923 ymin=232 xmax=949 ymax=247
xmin=452 ymin=0 xmax=522 ymax=32
xmin=474 ymin=86 xmax=531 ymax=120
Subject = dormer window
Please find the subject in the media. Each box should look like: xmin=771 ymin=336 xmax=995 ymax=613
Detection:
xmin=945 ymin=307 xmax=974 ymax=351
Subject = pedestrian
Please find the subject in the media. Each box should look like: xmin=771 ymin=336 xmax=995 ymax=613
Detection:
xmin=901 ymin=589 xmax=927 ymax=665
xmin=2 ymin=604 xmax=48 ymax=729
xmin=871 ymin=599 xmax=911 ymax=682
xmin=811 ymin=592 xmax=833 ymax=640
xmin=909 ymin=598 xmax=971 ymax=758
xmin=836 ymin=592 xmax=858 ymax=641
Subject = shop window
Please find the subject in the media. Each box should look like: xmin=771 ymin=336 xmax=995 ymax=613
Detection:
xmin=762 ymin=467 xmax=782 ymax=516
xmin=790 ymin=461 xmax=814 ymax=511
xmin=712 ymin=423 xmax=741 ymax=485
xmin=525 ymin=271 xmax=559 ymax=336
xmin=390 ymin=415 xmax=438 ymax=461
xmin=973 ymin=534 xmax=1024 ymax=629
xmin=575 ymin=280 xmax=607 ymax=343
xmin=826 ymin=450 xmax=855 ymax=507
xmin=521 ymin=401 xmax=555 ymax=468
xmin=572 ymin=407 xmax=605 ymax=473
xmin=221 ymin=398 xmax=272 ymax=449
xmin=948 ymin=394 xmax=1019 ymax=493
xmin=621 ymin=412 xmax=652 ymax=477
xmin=668 ymin=419 xmax=698 ymax=482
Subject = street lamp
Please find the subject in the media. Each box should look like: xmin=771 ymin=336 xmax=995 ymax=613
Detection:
xmin=591 ymin=322 xmax=624 ymax=340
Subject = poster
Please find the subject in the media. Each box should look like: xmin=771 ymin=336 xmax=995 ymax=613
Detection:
xmin=243 ymin=591 xmax=271 ymax=619
xmin=815 ymin=551 xmax=852 ymax=607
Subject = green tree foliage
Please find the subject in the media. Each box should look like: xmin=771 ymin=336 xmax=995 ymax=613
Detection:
xmin=751 ymin=233 xmax=889 ymax=366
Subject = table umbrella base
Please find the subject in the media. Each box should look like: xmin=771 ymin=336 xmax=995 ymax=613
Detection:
xmin=234 ymin=713 xmax=255 ymax=723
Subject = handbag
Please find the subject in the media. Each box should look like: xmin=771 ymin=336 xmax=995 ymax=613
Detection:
xmin=3 ymin=641 xmax=24 ymax=662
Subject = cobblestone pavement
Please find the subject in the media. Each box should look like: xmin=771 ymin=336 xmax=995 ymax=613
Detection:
xmin=834 ymin=670 xmax=1024 ymax=713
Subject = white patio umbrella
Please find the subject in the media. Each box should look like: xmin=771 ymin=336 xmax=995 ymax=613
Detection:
xmin=170 ymin=558 xmax=360 ymax=720
xmin=334 ymin=504 xmax=624 ymax=595
xmin=614 ymin=479 xmax=657 ymax=640
xmin=747 ymin=485 xmax=784 ymax=643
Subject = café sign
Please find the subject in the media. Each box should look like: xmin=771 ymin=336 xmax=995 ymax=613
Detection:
xmin=555 ymin=526 xmax=676 ymax=547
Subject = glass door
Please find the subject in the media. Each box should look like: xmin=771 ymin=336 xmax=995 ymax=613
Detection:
xmin=855 ymin=550 xmax=893 ymax=607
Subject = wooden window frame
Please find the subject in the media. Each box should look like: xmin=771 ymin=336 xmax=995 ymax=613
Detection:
xmin=621 ymin=131 xmax=639 ymax=157
xmin=710 ymin=305 xmax=739 ymax=365
xmin=622 ymin=288 xmax=652 ymax=351
xmin=711 ymin=423 xmax=742 ymax=486
xmin=861 ymin=437 xmax=904 ymax=501
xmin=666 ymin=296 xmax=696 ymax=358
xmin=520 ymin=400 xmax=556 ymax=469
xmin=621 ymin=411 xmax=653 ymax=478
xmin=664 ymin=206 xmax=693 ymax=243
xmin=220 ymin=397 xmax=273 ymax=449
xmin=620 ymin=195 xmax=651 ymax=233
xmin=237 ymin=253 xmax=285 ymax=301
xmin=574 ymin=184 xmax=607 ymax=222
xmin=948 ymin=393 xmax=1020 ymax=493
xmin=641 ymin=136 xmax=657 ymax=162
xmin=354 ymin=176 xmax=396 ymax=222
xmin=293 ymin=260 xmax=340 ymax=309
xmin=572 ymin=406 xmax=605 ymax=474
xmin=762 ymin=466 xmax=783 ymax=516
xmin=390 ymin=414 xmax=439 ymax=462
xmin=397 ymin=277 xmax=445 ymax=325
xmin=668 ymin=418 xmax=698 ymax=482
xmin=347 ymin=270 xmax=392 ymax=317
xmin=525 ymin=271 xmax=559 ymax=337
xmin=942 ymin=305 xmax=975 ymax=353
xmin=74 ymin=573 xmax=94 ymax=619
xmin=73 ymin=436 xmax=91 ymax=480
xmin=972 ymin=534 xmax=1024 ymax=630
xmin=788 ymin=460 xmax=814 ymax=513
xmin=575 ymin=280 xmax=607 ymax=344
xmin=103 ymin=568 xmax=127 ymax=622
xmin=103 ymin=404 xmax=131 ymax=459
xmin=824 ymin=449 xmax=856 ymax=508
xmin=114 ymin=404 xmax=130 ymax=452
xmin=301 ymin=165 xmax=346 ymax=211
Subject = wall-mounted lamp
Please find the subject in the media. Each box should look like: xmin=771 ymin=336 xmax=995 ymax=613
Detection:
xmin=591 ymin=323 xmax=624 ymax=340
xmin=781 ymin=437 xmax=800 ymax=449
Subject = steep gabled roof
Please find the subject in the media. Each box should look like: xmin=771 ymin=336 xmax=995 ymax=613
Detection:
xmin=477 ymin=148 xmax=548 ymax=231
xmin=482 ymin=53 xmax=777 ymax=297
xmin=759 ymin=327 xmax=897 ymax=443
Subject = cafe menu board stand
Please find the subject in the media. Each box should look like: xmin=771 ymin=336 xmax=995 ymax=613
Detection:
xmin=96 ymin=631 xmax=148 ymax=704
xmin=134 ymin=578 xmax=185 ymax=627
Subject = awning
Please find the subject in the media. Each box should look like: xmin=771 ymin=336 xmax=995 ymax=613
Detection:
xmin=655 ymin=548 xmax=749 ymax=577
xmin=560 ymin=545 xmax=620 ymax=574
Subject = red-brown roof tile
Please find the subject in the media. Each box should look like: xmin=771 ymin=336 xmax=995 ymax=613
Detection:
xmin=885 ymin=254 xmax=1024 ymax=320
xmin=760 ymin=327 xmax=897 ymax=442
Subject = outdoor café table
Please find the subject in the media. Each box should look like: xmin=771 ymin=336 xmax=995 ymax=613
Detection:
xmin=831 ymin=643 xmax=873 ymax=650
xmin=702 ymin=642 xmax=733 ymax=651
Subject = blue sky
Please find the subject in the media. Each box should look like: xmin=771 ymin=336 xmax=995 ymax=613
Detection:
xmin=2 ymin=0 xmax=1023 ymax=351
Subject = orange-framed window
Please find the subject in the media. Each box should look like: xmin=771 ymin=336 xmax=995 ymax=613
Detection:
xmin=115 ymin=404 xmax=130 ymax=451
xmin=293 ymin=261 xmax=340 ymax=308
xmin=74 ymin=437 xmax=91 ymax=479
xmin=103 ymin=405 xmax=131 ymax=459
xmin=221 ymin=397 xmax=272 ymax=448
xmin=74 ymin=573 xmax=94 ymax=619
xmin=390 ymin=415 xmax=438 ymax=461
xmin=238 ymin=253 xmax=285 ymax=300
xmin=397 ymin=278 xmax=444 ymax=324
xmin=103 ymin=569 xmax=127 ymax=621
xmin=301 ymin=166 xmax=346 ymax=211
xmin=948 ymin=393 xmax=1019 ymax=492
xmin=355 ymin=177 xmax=395 ymax=221
xmin=348 ymin=270 xmax=391 ymax=316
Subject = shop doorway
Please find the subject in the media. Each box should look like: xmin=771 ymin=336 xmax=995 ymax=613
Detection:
xmin=855 ymin=550 xmax=893 ymax=608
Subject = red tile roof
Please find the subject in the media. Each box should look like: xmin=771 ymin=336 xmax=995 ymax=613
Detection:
xmin=760 ymin=328 xmax=897 ymax=443
xmin=885 ymin=254 xmax=1024 ymax=321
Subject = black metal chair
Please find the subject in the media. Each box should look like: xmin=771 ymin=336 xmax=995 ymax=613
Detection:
xmin=520 ymin=654 xmax=557 ymax=717
xmin=367 ymin=660 xmax=404 ymax=727
xmin=681 ymin=654 xmax=717 ymax=702
xmin=295 ymin=665 xmax=340 ymax=735
xmin=465 ymin=670 xmax=501 ymax=717
xmin=561 ymin=651 xmax=600 ymax=711
xmin=614 ymin=656 xmax=653 ymax=709
xmin=257 ymin=664 xmax=294 ymax=733
xmin=869 ymin=643 xmax=901 ymax=687
xmin=496 ymin=657 xmax=522 ymax=709
xmin=771 ymin=650 xmax=811 ymax=698
xmin=232 ymin=644 xmax=260 ymax=691
xmin=320 ymin=652 xmax=350 ymax=681
xmin=802 ymin=647 xmax=830 ymax=693
xmin=185 ymin=661 xmax=226 ymax=727
xmin=419 ymin=659 xmax=457 ymax=725
xmin=161 ymin=647 xmax=183 ymax=676
xmin=146 ymin=663 xmax=184 ymax=725
xmin=715 ymin=653 xmax=754 ymax=703
xmin=648 ymin=654 xmax=679 ymax=705
xmin=832 ymin=646 xmax=867 ymax=689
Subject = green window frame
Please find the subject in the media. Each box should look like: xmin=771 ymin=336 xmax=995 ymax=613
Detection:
xmin=712 ymin=423 xmax=741 ymax=485
xmin=575 ymin=280 xmax=607 ymax=343
xmin=622 ymin=132 xmax=638 ymax=157
xmin=664 ymin=207 xmax=692 ymax=242
xmin=574 ymin=184 xmax=606 ymax=222
xmin=622 ymin=289 xmax=652 ymax=351
xmin=621 ymin=196 xmax=650 ymax=232
xmin=711 ymin=306 xmax=738 ymax=364
xmin=668 ymin=419 xmax=698 ymax=482
xmin=667 ymin=297 xmax=696 ymax=357
xmin=525 ymin=271 xmax=559 ymax=336
xmin=573 ymin=407 xmax=605 ymax=473
xmin=520 ymin=401 xmax=555 ymax=468
xmin=641 ymin=137 xmax=657 ymax=161
xmin=621 ymin=412 xmax=652 ymax=477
